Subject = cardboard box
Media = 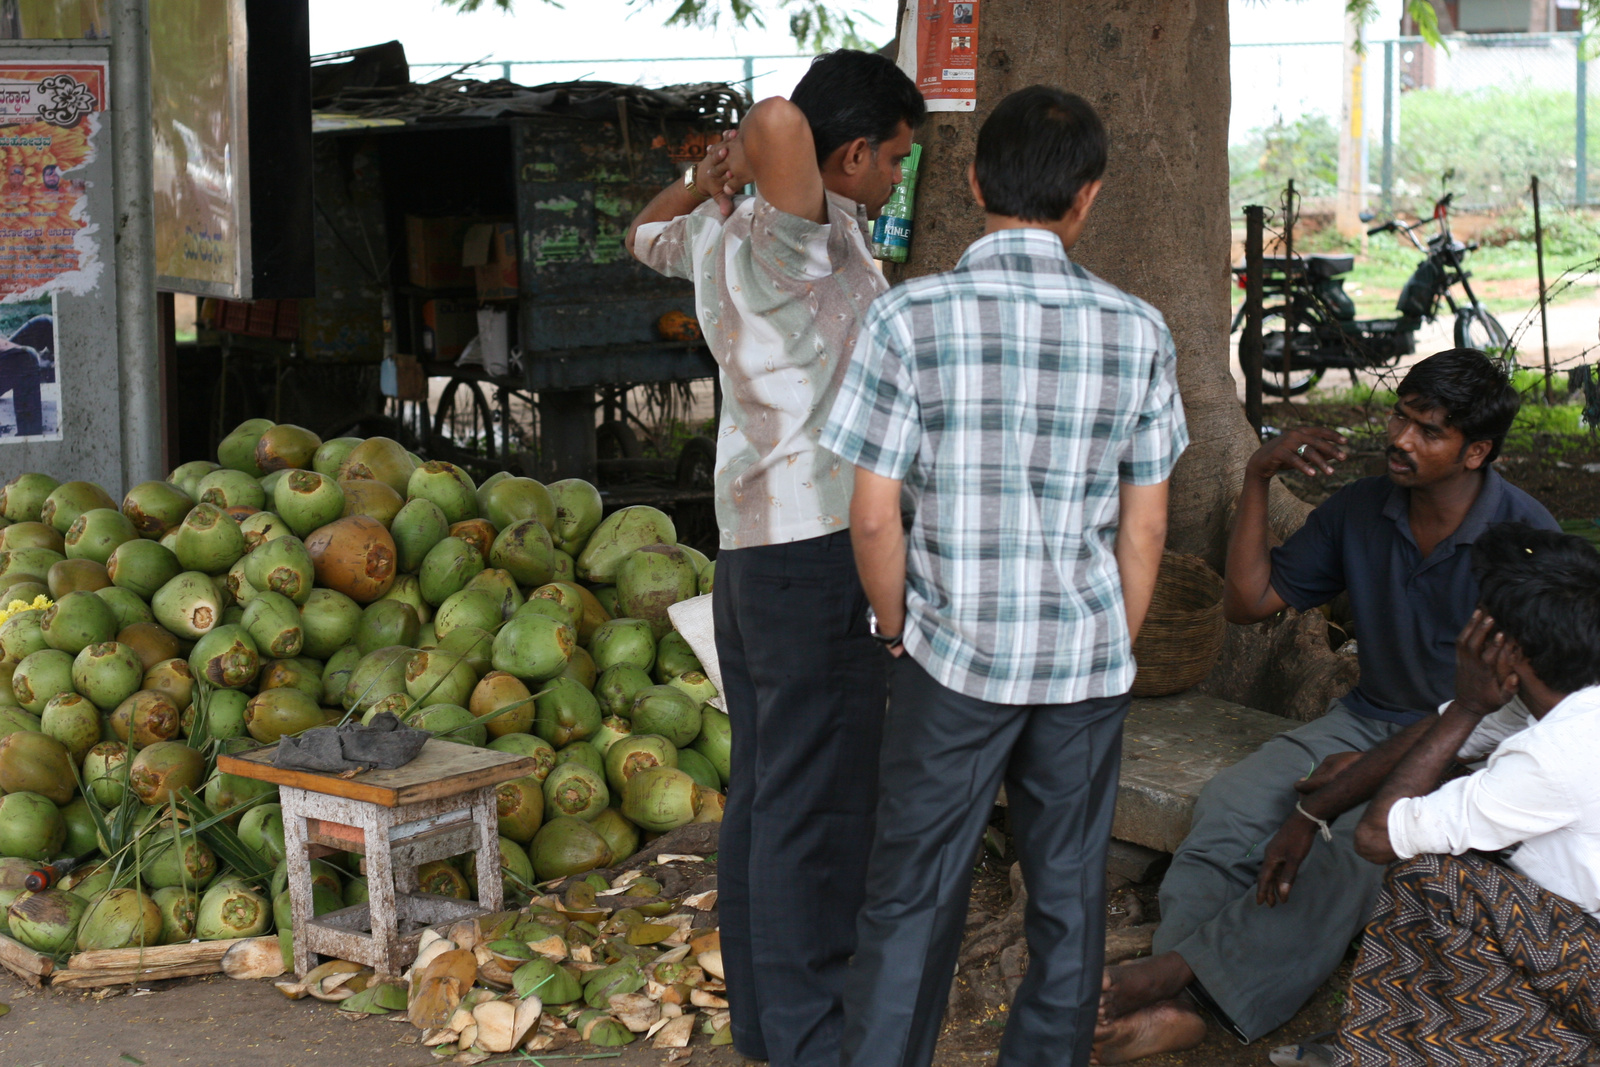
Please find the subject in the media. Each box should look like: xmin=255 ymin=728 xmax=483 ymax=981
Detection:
xmin=421 ymin=298 xmax=478 ymax=362
xmin=462 ymin=221 xmax=519 ymax=301
xmin=405 ymin=215 xmax=483 ymax=290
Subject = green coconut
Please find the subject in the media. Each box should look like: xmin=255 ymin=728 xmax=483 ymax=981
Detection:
xmin=39 ymin=589 xmax=117 ymax=655
xmin=189 ymin=624 xmax=260 ymax=690
xmin=71 ymin=640 xmax=145 ymax=711
xmin=274 ymin=470 xmax=346 ymax=538
xmin=553 ymin=740 xmax=605 ymax=778
xmin=486 ymin=733 xmax=555 ymax=781
xmin=255 ymin=423 xmax=323 ymax=473
xmin=298 ymin=588 xmax=363 ymax=660
xmin=621 ymin=766 xmax=702 ymax=832
xmin=40 ymin=481 xmax=118 ymax=537
xmin=244 ymin=535 xmax=316 ymax=607
xmin=342 ymin=646 xmax=411 ymax=713
xmin=542 ymin=762 xmax=609 ymax=822
xmin=76 ymin=887 xmax=164 ymax=951
xmin=491 ymin=612 xmax=574 ymax=683
xmin=338 ymin=437 xmax=416 ymax=497
xmin=10 ymin=648 xmax=73 ymax=715
xmin=217 ymin=418 xmax=275 ymax=478
xmin=151 ymin=570 xmax=225 ymax=639
xmin=195 ymin=881 xmax=271 ymax=940
xmin=406 ymin=461 xmax=478 ymax=524
xmin=594 ymin=665 xmax=654 ymax=720
xmin=312 ymin=437 xmax=363 ymax=479
xmin=244 ymin=688 xmax=325 ymax=744
xmin=142 ymin=834 xmax=218 ymax=890
xmin=653 ymin=632 xmax=703 ymax=684
xmin=488 ymin=519 xmax=555 ymax=589
xmin=410 ymin=702 xmax=485 ymax=746
xmin=694 ymin=709 xmax=732 ymax=786
xmin=615 ymin=544 xmax=699 ymax=639
xmin=587 ymin=618 xmax=656 ymax=674
xmin=589 ymin=808 xmax=641 ymax=866
xmin=545 ymin=478 xmax=604 ymax=556
xmin=152 ymin=886 xmax=198 ymax=943
xmin=241 ymin=592 xmax=304 ymax=660
xmin=628 ymin=686 xmax=702 ymax=748
xmin=602 ymin=734 xmax=678 ymax=796
xmin=64 ymin=508 xmax=139 ymax=567
xmin=0 ymin=473 xmax=60 ymax=524
xmin=576 ymin=506 xmax=675 ymax=583
xmin=0 ymin=791 xmax=66 ymax=861
xmin=530 ymin=816 xmax=611 ymax=881
xmin=196 ymin=469 xmax=266 ymax=512
xmin=480 ymin=477 xmax=556 ymax=532
xmin=172 ymin=504 xmax=246 ymax=575
xmin=128 ymin=741 xmax=206 ymax=806
xmin=674 ymin=748 xmax=723 ymax=792
xmin=106 ymin=538 xmax=182 ymax=600
xmin=112 ymin=689 xmax=183 ymax=749
xmin=417 ymin=536 xmax=485 ymax=607
xmin=0 ymin=731 xmax=74 ymax=804
xmin=39 ymin=691 xmax=102 ymax=762
xmin=58 ymin=796 xmax=99 ymax=858
xmin=83 ymin=741 xmax=130 ymax=805
xmin=533 ymin=676 xmax=601 ymax=747
xmin=389 ymin=498 xmax=450 ymax=575
xmin=7 ymin=888 xmax=87 ymax=953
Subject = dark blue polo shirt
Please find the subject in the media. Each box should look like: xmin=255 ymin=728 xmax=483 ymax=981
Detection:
xmin=1269 ymin=468 xmax=1558 ymax=725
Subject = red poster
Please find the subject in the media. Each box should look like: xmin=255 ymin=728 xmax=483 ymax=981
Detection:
xmin=915 ymin=0 xmax=978 ymax=112
xmin=0 ymin=62 xmax=105 ymax=300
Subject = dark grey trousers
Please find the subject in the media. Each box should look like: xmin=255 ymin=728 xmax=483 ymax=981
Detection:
xmin=842 ymin=655 xmax=1129 ymax=1067
xmin=1153 ymin=702 xmax=1406 ymax=1041
xmin=714 ymin=531 xmax=887 ymax=1067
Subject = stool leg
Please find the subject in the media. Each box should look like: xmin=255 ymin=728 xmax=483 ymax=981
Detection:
xmin=281 ymin=788 xmax=315 ymax=978
xmin=472 ymin=788 xmax=503 ymax=912
xmin=362 ymin=806 xmax=398 ymax=977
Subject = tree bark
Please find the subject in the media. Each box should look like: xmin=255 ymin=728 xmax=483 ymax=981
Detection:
xmin=893 ymin=0 xmax=1309 ymax=564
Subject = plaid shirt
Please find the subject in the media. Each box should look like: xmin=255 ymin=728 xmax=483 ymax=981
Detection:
xmin=822 ymin=229 xmax=1188 ymax=705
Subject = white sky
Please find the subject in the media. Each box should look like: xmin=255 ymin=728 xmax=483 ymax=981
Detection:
xmin=308 ymin=0 xmax=1408 ymax=138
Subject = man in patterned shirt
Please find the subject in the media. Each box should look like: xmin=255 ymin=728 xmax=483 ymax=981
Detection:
xmin=626 ymin=50 xmax=923 ymax=1067
xmin=822 ymin=86 xmax=1185 ymax=1067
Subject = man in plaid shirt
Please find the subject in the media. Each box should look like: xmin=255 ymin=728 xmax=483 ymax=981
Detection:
xmin=822 ymin=86 xmax=1186 ymax=1067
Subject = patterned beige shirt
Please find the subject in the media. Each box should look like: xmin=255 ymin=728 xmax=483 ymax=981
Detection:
xmin=635 ymin=191 xmax=887 ymax=549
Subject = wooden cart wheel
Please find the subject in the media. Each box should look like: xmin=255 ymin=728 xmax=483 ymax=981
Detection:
xmin=431 ymin=377 xmax=498 ymax=464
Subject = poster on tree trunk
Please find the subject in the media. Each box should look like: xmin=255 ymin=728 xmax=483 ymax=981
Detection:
xmin=897 ymin=0 xmax=979 ymax=112
xmin=0 ymin=61 xmax=105 ymax=301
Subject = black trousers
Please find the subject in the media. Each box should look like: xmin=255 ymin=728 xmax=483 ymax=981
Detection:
xmin=0 ymin=352 xmax=43 ymax=437
xmin=842 ymin=656 xmax=1129 ymax=1067
xmin=713 ymin=530 xmax=887 ymax=1067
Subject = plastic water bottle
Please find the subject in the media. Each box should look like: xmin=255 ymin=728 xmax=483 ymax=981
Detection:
xmin=872 ymin=143 xmax=922 ymax=263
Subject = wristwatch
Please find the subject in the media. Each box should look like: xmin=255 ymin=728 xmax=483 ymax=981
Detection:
xmin=867 ymin=607 xmax=903 ymax=650
xmin=684 ymin=163 xmax=708 ymax=200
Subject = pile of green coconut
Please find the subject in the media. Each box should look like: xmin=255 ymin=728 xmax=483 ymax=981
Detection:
xmin=0 ymin=418 xmax=726 ymax=965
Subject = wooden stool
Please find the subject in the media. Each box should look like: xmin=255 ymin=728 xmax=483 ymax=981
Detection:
xmin=219 ymin=739 xmax=535 ymax=978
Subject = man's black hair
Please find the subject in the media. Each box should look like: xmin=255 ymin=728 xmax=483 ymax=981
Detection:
xmin=1395 ymin=348 xmax=1520 ymax=463
xmin=790 ymin=49 xmax=925 ymax=164
xmin=1472 ymin=522 xmax=1600 ymax=695
xmin=973 ymin=85 xmax=1107 ymax=222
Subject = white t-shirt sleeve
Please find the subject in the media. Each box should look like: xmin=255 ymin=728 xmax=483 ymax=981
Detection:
xmin=1388 ymin=742 xmax=1578 ymax=859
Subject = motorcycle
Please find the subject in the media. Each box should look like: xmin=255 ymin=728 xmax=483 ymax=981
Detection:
xmin=1231 ymin=189 xmax=1510 ymax=397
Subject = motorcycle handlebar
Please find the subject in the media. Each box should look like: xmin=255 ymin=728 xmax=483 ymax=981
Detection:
xmin=1367 ymin=221 xmax=1396 ymax=235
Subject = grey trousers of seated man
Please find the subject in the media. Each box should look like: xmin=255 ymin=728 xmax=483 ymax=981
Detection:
xmin=1152 ymin=701 xmax=1406 ymax=1042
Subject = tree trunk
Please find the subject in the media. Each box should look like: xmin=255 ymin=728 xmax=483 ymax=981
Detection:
xmin=893 ymin=0 xmax=1308 ymax=564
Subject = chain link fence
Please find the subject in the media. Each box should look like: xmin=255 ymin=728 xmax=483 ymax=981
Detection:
xmin=1231 ymin=32 xmax=1598 ymax=217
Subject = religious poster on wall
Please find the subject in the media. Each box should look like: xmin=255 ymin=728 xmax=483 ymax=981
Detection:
xmin=898 ymin=0 xmax=979 ymax=112
xmin=0 ymin=61 xmax=104 ymax=301
xmin=0 ymin=0 xmax=108 ymax=40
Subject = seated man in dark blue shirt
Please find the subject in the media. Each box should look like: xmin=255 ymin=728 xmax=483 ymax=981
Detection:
xmin=1093 ymin=349 xmax=1560 ymax=1062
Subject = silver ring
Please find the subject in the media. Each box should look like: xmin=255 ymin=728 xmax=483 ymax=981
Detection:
xmin=1295 ymin=443 xmax=1309 ymax=457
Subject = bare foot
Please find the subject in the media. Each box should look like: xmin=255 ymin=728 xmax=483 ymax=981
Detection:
xmin=1091 ymin=1000 xmax=1208 ymax=1064
xmin=1099 ymin=952 xmax=1195 ymax=1022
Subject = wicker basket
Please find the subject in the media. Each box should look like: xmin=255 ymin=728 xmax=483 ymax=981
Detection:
xmin=1130 ymin=552 xmax=1226 ymax=697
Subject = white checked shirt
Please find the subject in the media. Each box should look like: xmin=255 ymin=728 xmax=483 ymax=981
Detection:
xmin=822 ymin=229 xmax=1188 ymax=705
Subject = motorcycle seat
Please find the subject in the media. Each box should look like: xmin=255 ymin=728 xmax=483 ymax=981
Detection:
xmin=1237 ymin=253 xmax=1355 ymax=279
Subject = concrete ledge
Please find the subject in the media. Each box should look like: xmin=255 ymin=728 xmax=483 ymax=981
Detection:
xmin=1113 ymin=694 xmax=1290 ymax=853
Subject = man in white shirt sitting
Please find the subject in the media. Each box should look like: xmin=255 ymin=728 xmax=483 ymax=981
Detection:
xmin=1287 ymin=521 xmax=1600 ymax=1067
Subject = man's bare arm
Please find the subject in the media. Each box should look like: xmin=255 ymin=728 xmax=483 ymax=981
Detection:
xmin=738 ymin=97 xmax=827 ymax=224
xmin=850 ymin=467 xmax=907 ymax=648
xmin=1223 ymin=428 xmax=1348 ymax=624
xmin=624 ymin=132 xmax=739 ymax=258
xmin=1116 ymin=481 xmax=1168 ymax=643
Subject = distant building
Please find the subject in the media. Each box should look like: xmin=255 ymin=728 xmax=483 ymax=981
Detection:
xmin=1400 ymin=0 xmax=1582 ymax=91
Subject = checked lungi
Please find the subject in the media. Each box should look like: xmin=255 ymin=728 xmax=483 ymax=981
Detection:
xmin=1334 ymin=851 xmax=1600 ymax=1066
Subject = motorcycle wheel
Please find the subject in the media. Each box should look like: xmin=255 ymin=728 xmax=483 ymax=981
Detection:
xmin=1258 ymin=306 xmax=1328 ymax=398
xmin=1454 ymin=306 xmax=1510 ymax=356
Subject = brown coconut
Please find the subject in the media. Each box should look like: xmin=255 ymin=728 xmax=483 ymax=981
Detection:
xmin=305 ymin=515 xmax=397 ymax=604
